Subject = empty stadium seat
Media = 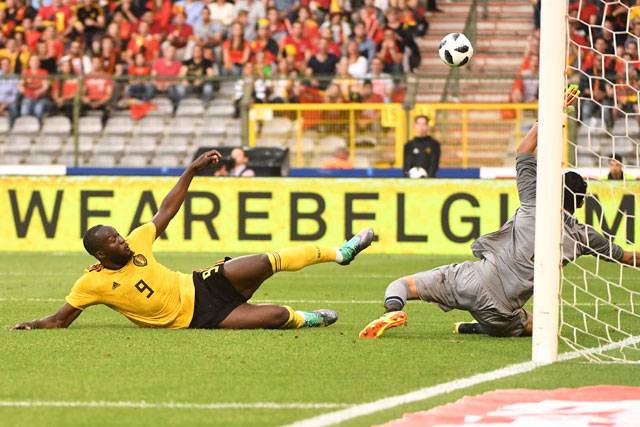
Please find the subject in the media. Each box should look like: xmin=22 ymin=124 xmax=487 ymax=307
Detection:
xmin=120 ymin=154 xmax=149 ymax=167
xmin=206 ymin=104 xmax=235 ymax=117
xmin=88 ymin=153 xmax=118 ymax=167
xmin=27 ymin=153 xmax=56 ymax=165
xmin=5 ymin=135 xmax=32 ymax=154
xmin=104 ymin=117 xmax=134 ymax=135
xmin=135 ymin=117 xmax=165 ymax=136
xmin=11 ymin=117 xmax=40 ymax=134
xmin=0 ymin=116 xmax=10 ymax=135
xmin=32 ymin=135 xmax=64 ymax=155
xmin=176 ymin=104 xmax=204 ymax=117
xmin=41 ymin=116 xmax=71 ymax=135
xmin=94 ymin=135 xmax=126 ymax=155
xmin=168 ymin=117 xmax=200 ymax=136
xmin=63 ymin=135 xmax=95 ymax=155
xmin=153 ymin=154 xmax=182 ymax=167
xmin=79 ymin=117 xmax=103 ymax=135
xmin=318 ymin=136 xmax=347 ymax=153
xmin=151 ymin=97 xmax=173 ymax=116
xmin=261 ymin=117 xmax=292 ymax=136
xmin=126 ymin=136 xmax=157 ymax=155
xmin=1 ymin=153 xmax=24 ymax=164
xmin=159 ymin=136 xmax=189 ymax=155
xmin=198 ymin=121 xmax=226 ymax=137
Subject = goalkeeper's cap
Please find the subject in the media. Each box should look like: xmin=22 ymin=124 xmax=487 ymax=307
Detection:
xmin=563 ymin=171 xmax=587 ymax=213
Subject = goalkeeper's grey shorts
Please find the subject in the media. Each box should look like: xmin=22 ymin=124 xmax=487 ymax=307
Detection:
xmin=414 ymin=260 xmax=529 ymax=337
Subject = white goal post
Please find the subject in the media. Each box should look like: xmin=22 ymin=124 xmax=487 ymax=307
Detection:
xmin=532 ymin=0 xmax=569 ymax=364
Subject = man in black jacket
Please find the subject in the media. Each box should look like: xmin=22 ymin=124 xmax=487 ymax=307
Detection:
xmin=403 ymin=115 xmax=441 ymax=178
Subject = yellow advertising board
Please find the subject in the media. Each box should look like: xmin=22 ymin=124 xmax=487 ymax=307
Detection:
xmin=0 ymin=176 xmax=637 ymax=254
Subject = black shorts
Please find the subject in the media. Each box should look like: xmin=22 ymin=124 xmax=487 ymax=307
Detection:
xmin=188 ymin=257 xmax=248 ymax=329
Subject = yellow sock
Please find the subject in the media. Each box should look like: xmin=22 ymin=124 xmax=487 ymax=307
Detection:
xmin=267 ymin=245 xmax=338 ymax=273
xmin=280 ymin=306 xmax=305 ymax=329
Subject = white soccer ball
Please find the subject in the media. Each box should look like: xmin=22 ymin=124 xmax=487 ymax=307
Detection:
xmin=438 ymin=33 xmax=474 ymax=67
xmin=408 ymin=167 xmax=428 ymax=179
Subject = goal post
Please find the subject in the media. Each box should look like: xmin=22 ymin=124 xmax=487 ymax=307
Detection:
xmin=532 ymin=0 xmax=569 ymax=364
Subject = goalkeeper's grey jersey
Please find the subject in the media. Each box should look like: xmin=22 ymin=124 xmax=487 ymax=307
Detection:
xmin=470 ymin=153 xmax=624 ymax=310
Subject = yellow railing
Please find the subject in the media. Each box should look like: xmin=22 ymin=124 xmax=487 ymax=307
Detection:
xmin=249 ymin=103 xmax=539 ymax=168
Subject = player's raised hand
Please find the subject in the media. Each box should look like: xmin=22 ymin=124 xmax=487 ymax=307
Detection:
xmin=564 ymin=84 xmax=580 ymax=112
xmin=189 ymin=149 xmax=222 ymax=172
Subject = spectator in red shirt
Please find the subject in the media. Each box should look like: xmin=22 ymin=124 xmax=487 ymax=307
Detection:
xmin=165 ymin=10 xmax=194 ymax=60
xmin=51 ymin=57 xmax=78 ymax=119
xmin=126 ymin=52 xmax=154 ymax=101
xmin=280 ymin=21 xmax=310 ymax=69
xmin=18 ymin=55 xmax=50 ymax=120
xmin=377 ymin=27 xmax=403 ymax=75
xmin=41 ymin=25 xmax=65 ymax=60
xmin=266 ymin=6 xmax=287 ymax=42
xmin=38 ymin=0 xmax=74 ymax=36
xmin=127 ymin=21 xmax=162 ymax=63
xmin=82 ymin=57 xmax=114 ymax=117
xmin=223 ymin=21 xmax=250 ymax=76
xmin=152 ymin=44 xmax=185 ymax=110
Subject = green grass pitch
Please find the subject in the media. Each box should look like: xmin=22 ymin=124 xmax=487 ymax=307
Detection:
xmin=1 ymin=252 xmax=639 ymax=426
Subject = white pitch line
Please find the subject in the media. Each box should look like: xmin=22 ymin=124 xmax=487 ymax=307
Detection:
xmin=285 ymin=335 xmax=640 ymax=427
xmin=0 ymin=400 xmax=350 ymax=410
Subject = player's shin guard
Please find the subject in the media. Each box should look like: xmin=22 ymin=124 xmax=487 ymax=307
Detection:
xmin=280 ymin=306 xmax=305 ymax=329
xmin=267 ymin=246 xmax=338 ymax=273
xmin=384 ymin=279 xmax=409 ymax=312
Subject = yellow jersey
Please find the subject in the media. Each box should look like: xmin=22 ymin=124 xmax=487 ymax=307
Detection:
xmin=66 ymin=223 xmax=195 ymax=329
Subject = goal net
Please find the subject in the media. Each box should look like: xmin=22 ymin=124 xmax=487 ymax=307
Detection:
xmin=561 ymin=0 xmax=640 ymax=362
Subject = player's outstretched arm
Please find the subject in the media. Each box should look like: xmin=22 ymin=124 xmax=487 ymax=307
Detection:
xmin=152 ymin=149 xmax=221 ymax=237
xmin=516 ymin=85 xmax=580 ymax=155
xmin=12 ymin=303 xmax=82 ymax=330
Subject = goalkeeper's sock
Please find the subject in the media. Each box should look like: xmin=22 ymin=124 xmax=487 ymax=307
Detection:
xmin=384 ymin=279 xmax=409 ymax=312
xmin=267 ymin=245 xmax=339 ymax=273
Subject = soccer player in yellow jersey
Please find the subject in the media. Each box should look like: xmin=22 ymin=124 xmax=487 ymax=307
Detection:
xmin=13 ymin=150 xmax=374 ymax=331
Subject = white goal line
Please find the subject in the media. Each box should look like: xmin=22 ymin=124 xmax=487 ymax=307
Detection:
xmin=284 ymin=335 xmax=640 ymax=427
xmin=0 ymin=400 xmax=350 ymax=410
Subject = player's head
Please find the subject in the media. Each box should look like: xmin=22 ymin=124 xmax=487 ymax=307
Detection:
xmin=414 ymin=115 xmax=430 ymax=136
xmin=83 ymin=225 xmax=134 ymax=265
xmin=563 ymin=171 xmax=587 ymax=213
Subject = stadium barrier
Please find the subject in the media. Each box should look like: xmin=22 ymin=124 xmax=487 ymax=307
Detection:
xmin=2 ymin=176 xmax=637 ymax=254
xmin=0 ymin=73 xmax=542 ymax=169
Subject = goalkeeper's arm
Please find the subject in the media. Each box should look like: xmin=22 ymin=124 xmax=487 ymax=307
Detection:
xmin=516 ymin=85 xmax=580 ymax=156
xmin=621 ymin=251 xmax=640 ymax=267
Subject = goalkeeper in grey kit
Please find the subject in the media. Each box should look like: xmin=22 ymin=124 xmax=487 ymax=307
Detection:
xmin=359 ymin=87 xmax=640 ymax=339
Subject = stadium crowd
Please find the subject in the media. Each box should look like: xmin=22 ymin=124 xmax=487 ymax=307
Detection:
xmin=0 ymin=0 xmax=433 ymax=125
xmin=513 ymin=0 xmax=640 ymax=128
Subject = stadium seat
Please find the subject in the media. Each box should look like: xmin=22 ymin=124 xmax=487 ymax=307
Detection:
xmin=192 ymin=135 xmax=223 ymax=147
xmin=32 ymin=135 xmax=64 ymax=155
xmin=225 ymin=121 xmax=241 ymax=137
xmin=126 ymin=135 xmax=157 ymax=155
xmin=159 ymin=136 xmax=189 ymax=155
xmin=180 ymin=98 xmax=203 ymax=107
xmin=206 ymin=104 xmax=235 ymax=118
xmin=258 ymin=137 xmax=288 ymax=147
xmin=176 ymin=103 xmax=204 ymax=117
xmin=94 ymin=135 xmax=126 ymax=155
xmin=318 ymin=136 xmax=347 ymax=153
xmin=63 ymin=135 xmax=95 ymax=156
xmin=104 ymin=117 xmax=134 ymax=135
xmin=135 ymin=116 xmax=165 ymax=136
xmin=27 ymin=153 xmax=56 ymax=165
xmin=167 ymin=117 xmax=200 ymax=136
xmin=88 ymin=154 xmax=118 ymax=167
xmin=151 ymin=97 xmax=173 ymax=116
xmin=0 ymin=116 xmax=10 ymax=135
xmin=1 ymin=153 xmax=24 ymax=164
xmin=11 ymin=116 xmax=40 ymax=135
xmin=41 ymin=116 xmax=71 ymax=135
xmin=120 ymin=154 xmax=149 ymax=167
xmin=198 ymin=121 xmax=226 ymax=137
xmin=79 ymin=117 xmax=103 ymax=135
xmin=153 ymin=154 xmax=182 ymax=167
xmin=261 ymin=117 xmax=292 ymax=136
xmin=5 ymin=135 xmax=32 ymax=154
xmin=354 ymin=157 xmax=371 ymax=168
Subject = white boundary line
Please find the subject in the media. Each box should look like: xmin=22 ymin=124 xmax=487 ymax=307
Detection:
xmin=0 ymin=400 xmax=349 ymax=410
xmin=284 ymin=336 xmax=640 ymax=427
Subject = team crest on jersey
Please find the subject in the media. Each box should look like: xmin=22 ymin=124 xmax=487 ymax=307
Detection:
xmin=133 ymin=254 xmax=148 ymax=267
